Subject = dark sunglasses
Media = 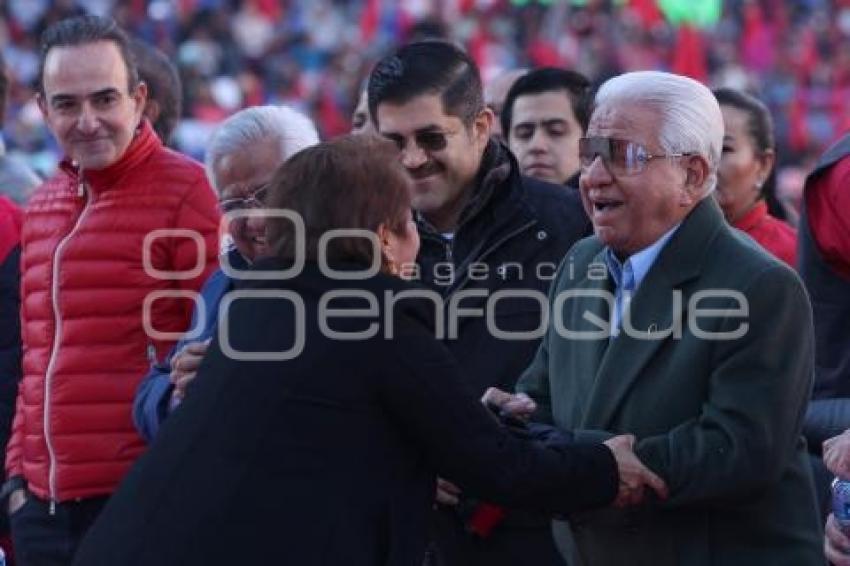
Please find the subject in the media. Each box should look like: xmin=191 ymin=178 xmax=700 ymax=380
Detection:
xmin=385 ymin=130 xmax=452 ymax=153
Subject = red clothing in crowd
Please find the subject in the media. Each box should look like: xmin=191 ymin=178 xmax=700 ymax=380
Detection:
xmin=6 ymin=121 xmax=220 ymax=503
xmin=733 ymin=200 xmax=798 ymax=267
xmin=0 ymin=196 xmax=22 ymax=260
xmin=805 ymin=155 xmax=850 ymax=280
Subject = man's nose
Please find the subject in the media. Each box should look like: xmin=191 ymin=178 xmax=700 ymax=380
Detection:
xmin=401 ymin=143 xmax=428 ymax=170
xmin=529 ymin=128 xmax=547 ymax=152
xmin=76 ymin=102 xmax=99 ymax=134
xmin=245 ymin=212 xmax=266 ymax=233
xmin=580 ymin=156 xmax=613 ymax=186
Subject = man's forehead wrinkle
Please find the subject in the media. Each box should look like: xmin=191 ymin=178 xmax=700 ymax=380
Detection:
xmin=587 ymin=106 xmax=655 ymax=144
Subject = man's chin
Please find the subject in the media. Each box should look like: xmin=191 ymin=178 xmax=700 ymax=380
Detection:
xmin=73 ymin=152 xmax=119 ymax=171
xmin=523 ymin=166 xmax=560 ymax=184
xmin=251 ymin=243 xmax=269 ymax=260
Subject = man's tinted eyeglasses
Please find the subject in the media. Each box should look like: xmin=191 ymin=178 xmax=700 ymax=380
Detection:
xmin=385 ymin=130 xmax=451 ymax=153
xmin=219 ymin=184 xmax=269 ymax=213
xmin=578 ymin=137 xmax=694 ymax=176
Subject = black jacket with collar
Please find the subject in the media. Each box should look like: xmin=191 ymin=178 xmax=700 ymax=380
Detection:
xmin=415 ymin=140 xmax=590 ymax=395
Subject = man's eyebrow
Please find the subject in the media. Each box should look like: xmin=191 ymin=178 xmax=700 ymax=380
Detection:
xmin=381 ymin=124 xmax=443 ymax=137
xmin=513 ymin=118 xmax=568 ymax=129
xmin=50 ymin=87 xmax=120 ymax=105
xmin=89 ymin=87 xmax=121 ymax=98
xmin=542 ymin=118 xmax=568 ymax=127
xmin=413 ymin=125 xmax=443 ymax=135
xmin=49 ymin=93 xmax=77 ymax=105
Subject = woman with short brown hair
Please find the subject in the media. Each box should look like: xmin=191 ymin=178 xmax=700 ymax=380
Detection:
xmin=75 ymin=135 xmax=655 ymax=566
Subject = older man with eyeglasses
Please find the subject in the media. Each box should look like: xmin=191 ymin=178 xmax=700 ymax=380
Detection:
xmin=132 ymin=105 xmax=318 ymax=442
xmin=487 ymin=71 xmax=824 ymax=565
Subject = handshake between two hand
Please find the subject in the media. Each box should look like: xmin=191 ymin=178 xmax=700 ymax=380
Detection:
xmin=482 ymin=387 xmax=669 ymax=508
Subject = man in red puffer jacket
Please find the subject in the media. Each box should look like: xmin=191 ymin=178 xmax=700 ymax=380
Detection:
xmin=2 ymin=16 xmax=220 ymax=564
xmin=0 ymin=195 xmax=22 ymax=561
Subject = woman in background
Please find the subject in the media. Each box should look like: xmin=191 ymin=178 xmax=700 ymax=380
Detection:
xmin=713 ymin=87 xmax=797 ymax=267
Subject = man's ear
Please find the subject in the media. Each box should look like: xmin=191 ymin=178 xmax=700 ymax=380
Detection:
xmin=681 ymin=154 xmax=710 ymax=204
xmin=144 ymin=99 xmax=161 ymax=125
xmin=473 ymin=106 xmax=494 ymax=145
xmin=133 ymin=81 xmax=149 ymax=112
xmin=36 ymin=92 xmax=48 ymax=120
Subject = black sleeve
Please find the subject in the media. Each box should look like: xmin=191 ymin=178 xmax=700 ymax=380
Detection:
xmin=804 ymin=398 xmax=850 ymax=455
xmin=377 ymin=304 xmax=618 ymax=515
xmin=0 ymin=246 xmax=22 ymax=483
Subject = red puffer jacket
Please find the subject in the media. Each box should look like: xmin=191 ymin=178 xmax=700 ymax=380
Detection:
xmin=5 ymin=121 xmax=220 ymax=503
xmin=0 ymin=196 xmax=22 ymax=260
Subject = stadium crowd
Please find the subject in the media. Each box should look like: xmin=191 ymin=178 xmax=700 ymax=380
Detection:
xmin=0 ymin=2 xmax=850 ymax=566
xmin=1 ymin=0 xmax=849 ymax=181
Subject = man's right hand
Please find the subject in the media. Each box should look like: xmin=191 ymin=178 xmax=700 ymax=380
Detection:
xmin=603 ymin=434 xmax=668 ymax=507
xmin=825 ymin=513 xmax=850 ymax=565
xmin=7 ymin=487 xmax=26 ymax=515
xmin=169 ymin=339 xmax=211 ymax=401
xmin=481 ymin=387 xmax=536 ymax=421
xmin=435 ymin=478 xmax=461 ymax=506
xmin=824 ymin=429 xmax=850 ymax=478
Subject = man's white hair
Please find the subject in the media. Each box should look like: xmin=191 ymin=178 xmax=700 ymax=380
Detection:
xmin=204 ymin=105 xmax=320 ymax=191
xmin=594 ymin=71 xmax=723 ymax=194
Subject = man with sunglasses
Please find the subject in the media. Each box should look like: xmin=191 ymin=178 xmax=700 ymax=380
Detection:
xmin=369 ymin=41 xmax=592 ymax=566
xmin=133 ymin=104 xmax=319 ymax=443
xmin=1 ymin=16 xmax=223 ymax=563
xmin=491 ymin=70 xmax=822 ymax=564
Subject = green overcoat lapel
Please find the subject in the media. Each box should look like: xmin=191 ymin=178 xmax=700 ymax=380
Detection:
xmin=581 ymin=198 xmax=725 ymax=429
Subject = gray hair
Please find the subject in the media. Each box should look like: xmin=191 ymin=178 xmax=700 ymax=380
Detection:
xmin=594 ymin=71 xmax=723 ymax=194
xmin=204 ymin=105 xmax=320 ymax=191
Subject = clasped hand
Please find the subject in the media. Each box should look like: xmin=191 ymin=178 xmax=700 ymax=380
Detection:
xmin=481 ymin=387 xmax=668 ymax=508
xmin=169 ymin=339 xmax=211 ymax=402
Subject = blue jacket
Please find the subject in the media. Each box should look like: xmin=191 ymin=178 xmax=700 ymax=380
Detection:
xmin=133 ymin=249 xmax=246 ymax=442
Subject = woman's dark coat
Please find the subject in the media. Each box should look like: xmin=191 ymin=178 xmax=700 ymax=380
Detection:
xmin=74 ymin=260 xmax=617 ymax=566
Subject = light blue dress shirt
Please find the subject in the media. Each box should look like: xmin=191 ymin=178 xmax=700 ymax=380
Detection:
xmin=604 ymin=224 xmax=680 ymax=336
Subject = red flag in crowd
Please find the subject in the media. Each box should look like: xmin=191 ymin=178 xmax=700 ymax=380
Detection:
xmin=795 ymin=26 xmax=820 ymax=80
xmin=396 ymin=3 xmax=414 ymax=41
xmin=768 ymin=0 xmax=791 ymax=36
xmin=255 ymin=0 xmax=283 ymax=23
xmin=318 ymin=86 xmax=349 ymax=139
xmin=741 ymin=1 xmax=775 ymax=73
xmin=830 ymin=86 xmax=850 ymax=142
xmin=671 ymin=25 xmax=707 ymax=83
xmin=177 ymin=0 xmax=197 ymax=17
xmin=788 ymin=91 xmax=810 ymax=152
xmin=468 ymin=25 xmax=490 ymax=71
xmin=630 ymin=0 xmax=664 ymax=29
xmin=527 ymin=39 xmax=562 ymax=67
xmin=360 ymin=0 xmax=381 ymax=42
xmin=130 ymin=0 xmax=147 ymax=21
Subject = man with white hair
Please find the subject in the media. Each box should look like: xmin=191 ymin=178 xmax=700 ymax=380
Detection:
xmin=133 ymin=104 xmax=319 ymax=441
xmin=489 ymin=71 xmax=823 ymax=564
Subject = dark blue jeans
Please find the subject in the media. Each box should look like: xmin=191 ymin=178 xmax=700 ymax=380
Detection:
xmin=9 ymin=491 xmax=108 ymax=566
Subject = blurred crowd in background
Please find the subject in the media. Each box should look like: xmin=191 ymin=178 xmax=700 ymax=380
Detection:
xmin=1 ymin=0 xmax=850 ymax=206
